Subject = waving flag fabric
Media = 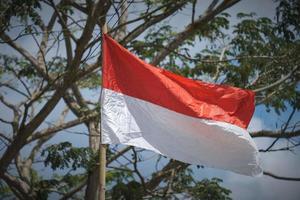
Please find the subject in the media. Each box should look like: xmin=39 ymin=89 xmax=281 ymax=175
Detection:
xmin=101 ymin=34 xmax=262 ymax=176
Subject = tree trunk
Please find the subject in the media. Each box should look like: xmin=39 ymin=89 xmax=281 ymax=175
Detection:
xmin=85 ymin=121 xmax=100 ymax=200
xmin=85 ymin=166 xmax=100 ymax=200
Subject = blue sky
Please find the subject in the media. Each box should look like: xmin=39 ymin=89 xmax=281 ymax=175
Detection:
xmin=0 ymin=0 xmax=299 ymax=199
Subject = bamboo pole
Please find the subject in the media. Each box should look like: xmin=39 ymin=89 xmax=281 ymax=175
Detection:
xmin=99 ymin=23 xmax=107 ymax=200
xmin=99 ymin=144 xmax=106 ymax=200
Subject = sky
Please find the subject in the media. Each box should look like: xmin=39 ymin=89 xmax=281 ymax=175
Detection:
xmin=194 ymin=1 xmax=300 ymax=199
xmin=0 ymin=0 xmax=300 ymax=199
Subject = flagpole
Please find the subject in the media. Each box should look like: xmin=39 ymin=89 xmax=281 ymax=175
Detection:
xmin=99 ymin=23 xmax=107 ymax=200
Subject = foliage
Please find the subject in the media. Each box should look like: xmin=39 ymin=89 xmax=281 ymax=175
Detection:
xmin=0 ymin=180 xmax=13 ymax=199
xmin=276 ymin=0 xmax=300 ymax=40
xmin=42 ymin=142 xmax=96 ymax=171
xmin=189 ymin=178 xmax=231 ymax=200
xmin=0 ymin=0 xmax=299 ymax=199
xmin=111 ymin=181 xmax=143 ymax=200
xmin=0 ymin=0 xmax=42 ymax=32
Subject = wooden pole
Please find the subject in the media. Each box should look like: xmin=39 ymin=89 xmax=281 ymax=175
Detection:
xmin=99 ymin=144 xmax=106 ymax=200
xmin=99 ymin=23 xmax=107 ymax=200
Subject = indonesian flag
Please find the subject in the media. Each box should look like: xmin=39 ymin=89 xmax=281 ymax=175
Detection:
xmin=101 ymin=34 xmax=262 ymax=176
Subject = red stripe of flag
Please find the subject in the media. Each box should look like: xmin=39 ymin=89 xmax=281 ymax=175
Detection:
xmin=102 ymin=34 xmax=255 ymax=129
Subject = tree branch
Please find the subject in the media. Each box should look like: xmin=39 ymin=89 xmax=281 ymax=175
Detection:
xmin=0 ymin=33 xmax=49 ymax=79
xmin=113 ymin=0 xmax=128 ymax=41
xmin=262 ymin=107 xmax=296 ymax=152
xmin=132 ymin=148 xmax=146 ymax=190
xmin=35 ymin=10 xmax=58 ymax=78
xmin=213 ymin=45 xmax=228 ymax=82
xmin=0 ymin=87 xmax=65 ymax=175
xmin=259 ymin=142 xmax=300 ymax=152
xmin=71 ymin=85 xmax=87 ymax=108
xmin=0 ymin=94 xmax=20 ymax=135
xmin=60 ymin=178 xmax=88 ymax=200
xmin=107 ymin=146 xmax=132 ymax=164
xmin=1 ymin=173 xmax=32 ymax=199
xmin=109 ymin=1 xmax=175 ymax=34
xmin=69 ymin=0 xmax=110 ymax=72
xmin=49 ymin=0 xmax=77 ymax=43
xmin=28 ymin=112 xmax=97 ymax=142
xmin=263 ymin=171 xmax=300 ymax=181
xmin=250 ymin=130 xmax=300 ymax=138
xmin=254 ymin=65 xmax=299 ymax=93
xmin=0 ymin=132 xmax=12 ymax=143
xmin=146 ymin=160 xmax=189 ymax=191
xmin=0 ymin=82 xmax=30 ymax=98
xmin=151 ymin=0 xmax=240 ymax=66
xmin=79 ymin=1 xmax=186 ymax=78
xmin=120 ymin=1 xmax=187 ymax=45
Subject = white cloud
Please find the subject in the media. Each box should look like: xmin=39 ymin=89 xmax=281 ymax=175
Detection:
xmin=248 ymin=117 xmax=265 ymax=132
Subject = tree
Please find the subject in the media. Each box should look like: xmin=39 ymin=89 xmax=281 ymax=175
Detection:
xmin=0 ymin=0 xmax=299 ymax=199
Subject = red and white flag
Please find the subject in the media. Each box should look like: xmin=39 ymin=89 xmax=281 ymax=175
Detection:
xmin=101 ymin=34 xmax=262 ymax=176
